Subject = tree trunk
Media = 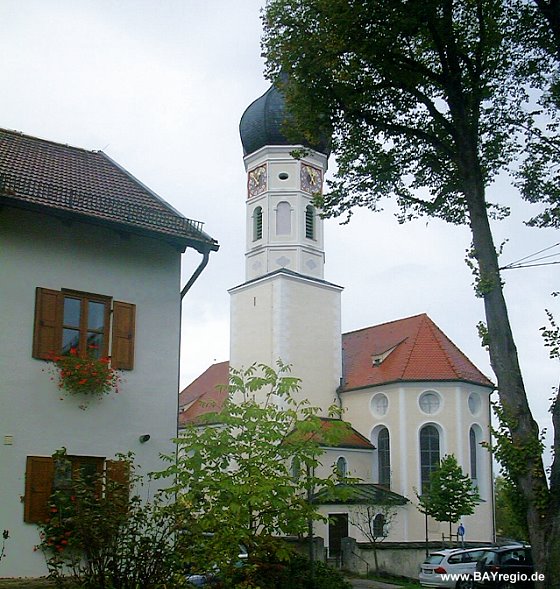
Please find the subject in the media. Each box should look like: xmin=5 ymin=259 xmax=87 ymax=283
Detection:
xmin=461 ymin=157 xmax=559 ymax=587
xmin=372 ymin=537 xmax=379 ymax=573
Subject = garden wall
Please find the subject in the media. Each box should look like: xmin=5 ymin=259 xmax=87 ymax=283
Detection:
xmin=341 ymin=538 xmax=492 ymax=580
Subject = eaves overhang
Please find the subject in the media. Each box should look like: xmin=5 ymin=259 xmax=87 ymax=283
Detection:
xmin=341 ymin=378 xmax=496 ymax=394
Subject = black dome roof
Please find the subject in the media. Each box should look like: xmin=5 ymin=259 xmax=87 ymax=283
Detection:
xmin=239 ymin=83 xmax=331 ymax=157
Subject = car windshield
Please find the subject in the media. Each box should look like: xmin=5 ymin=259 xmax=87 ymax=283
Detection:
xmin=424 ymin=554 xmax=445 ymax=565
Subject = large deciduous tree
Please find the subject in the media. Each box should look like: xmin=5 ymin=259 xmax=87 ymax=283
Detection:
xmin=263 ymin=0 xmax=559 ymax=585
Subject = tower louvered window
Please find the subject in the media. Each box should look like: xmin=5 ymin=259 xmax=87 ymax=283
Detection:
xmin=253 ymin=206 xmax=263 ymax=241
xmin=305 ymin=205 xmax=315 ymax=239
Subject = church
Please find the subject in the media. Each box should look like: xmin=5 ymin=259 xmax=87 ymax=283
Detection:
xmin=179 ymin=81 xmax=495 ymax=558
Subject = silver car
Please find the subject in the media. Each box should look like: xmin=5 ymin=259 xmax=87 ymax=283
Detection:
xmin=419 ymin=547 xmax=487 ymax=589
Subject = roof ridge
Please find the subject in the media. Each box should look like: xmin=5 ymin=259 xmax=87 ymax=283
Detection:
xmin=421 ymin=315 xmax=463 ymax=379
xmin=98 ymin=151 xmax=189 ymax=221
xmin=0 ymin=128 xmax=218 ymax=250
xmin=399 ymin=314 xmax=425 ymax=377
xmin=425 ymin=316 xmax=493 ymax=384
xmin=342 ymin=313 xmax=427 ymax=337
xmin=0 ymin=127 xmax=99 ymax=155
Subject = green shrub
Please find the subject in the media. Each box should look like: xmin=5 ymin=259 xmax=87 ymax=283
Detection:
xmin=231 ymin=551 xmax=352 ymax=589
xmin=37 ymin=451 xmax=186 ymax=589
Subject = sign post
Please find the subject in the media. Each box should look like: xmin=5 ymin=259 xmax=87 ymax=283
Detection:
xmin=458 ymin=523 xmax=465 ymax=548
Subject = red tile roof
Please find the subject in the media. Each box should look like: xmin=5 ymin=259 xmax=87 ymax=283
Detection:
xmin=0 ymin=128 xmax=218 ymax=253
xmin=179 ymin=314 xmax=493 ymax=426
xmin=178 ymin=361 xmax=229 ymax=426
xmin=287 ymin=417 xmax=374 ymax=449
xmin=342 ymin=313 xmax=493 ymax=391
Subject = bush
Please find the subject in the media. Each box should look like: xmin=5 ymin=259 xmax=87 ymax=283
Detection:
xmin=37 ymin=452 xmax=186 ymax=589
xmin=232 ymin=551 xmax=352 ymax=589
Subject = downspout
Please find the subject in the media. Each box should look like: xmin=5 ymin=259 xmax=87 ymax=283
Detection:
xmin=181 ymin=246 xmax=212 ymax=299
xmin=176 ymin=243 xmax=214 ymax=449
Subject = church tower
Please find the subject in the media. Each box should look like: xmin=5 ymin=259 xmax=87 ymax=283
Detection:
xmin=229 ymin=82 xmax=343 ymax=412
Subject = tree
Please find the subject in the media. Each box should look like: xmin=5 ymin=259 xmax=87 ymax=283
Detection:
xmin=494 ymin=475 xmax=530 ymax=541
xmin=263 ymin=1 xmax=559 ymax=584
xmin=348 ymin=497 xmax=399 ymax=573
xmin=159 ymin=363 xmax=344 ymax=587
xmin=417 ymin=455 xmax=479 ymax=544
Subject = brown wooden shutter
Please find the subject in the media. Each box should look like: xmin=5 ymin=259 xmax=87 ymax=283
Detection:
xmin=24 ymin=456 xmax=54 ymax=523
xmin=106 ymin=459 xmax=130 ymax=511
xmin=111 ymin=301 xmax=135 ymax=370
xmin=32 ymin=288 xmax=62 ymax=359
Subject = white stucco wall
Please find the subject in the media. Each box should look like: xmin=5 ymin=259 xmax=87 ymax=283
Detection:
xmin=341 ymin=381 xmax=494 ymax=543
xmin=316 ymin=447 xmax=374 ymax=483
xmin=0 ymin=207 xmax=183 ymax=577
xmin=243 ymin=146 xmax=328 ymax=281
xmin=316 ymin=503 xmax=410 ymax=552
xmin=229 ymin=271 xmax=342 ymax=414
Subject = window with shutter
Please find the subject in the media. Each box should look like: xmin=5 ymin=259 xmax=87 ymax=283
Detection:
xmin=111 ymin=301 xmax=135 ymax=370
xmin=24 ymin=455 xmax=129 ymax=524
xmin=106 ymin=459 xmax=131 ymax=512
xmin=33 ymin=288 xmax=135 ymax=370
xmin=24 ymin=456 xmax=55 ymax=523
xmin=33 ymin=288 xmax=63 ymax=360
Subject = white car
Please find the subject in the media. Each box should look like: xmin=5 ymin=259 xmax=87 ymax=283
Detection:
xmin=419 ymin=547 xmax=487 ymax=589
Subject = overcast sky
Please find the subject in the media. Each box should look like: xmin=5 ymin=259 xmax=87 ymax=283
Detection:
xmin=1 ymin=0 xmax=558 ymax=465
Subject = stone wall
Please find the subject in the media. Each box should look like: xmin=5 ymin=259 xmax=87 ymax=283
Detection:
xmin=341 ymin=538 xmax=492 ymax=580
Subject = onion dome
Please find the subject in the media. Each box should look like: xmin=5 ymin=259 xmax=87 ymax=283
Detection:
xmin=239 ymin=82 xmax=331 ymax=157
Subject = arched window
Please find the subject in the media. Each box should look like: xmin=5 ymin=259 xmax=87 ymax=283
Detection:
xmin=420 ymin=425 xmax=440 ymax=494
xmin=253 ymin=206 xmax=263 ymax=241
xmin=372 ymin=513 xmax=386 ymax=539
xmin=377 ymin=427 xmax=391 ymax=489
xmin=470 ymin=426 xmax=478 ymax=483
xmin=305 ymin=205 xmax=315 ymax=239
xmin=276 ymin=201 xmax=291 ymax=235
xmin=336 ymin=456 xmax=347 ymax=479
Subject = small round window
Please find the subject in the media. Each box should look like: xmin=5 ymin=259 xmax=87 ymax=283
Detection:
xmin=371 ymin=393 xmax=389 ymax=416
xmin=468 ymin=392 xmax=481 ymax=415
xmin=419 ymin=391 xmax=441 ymax=415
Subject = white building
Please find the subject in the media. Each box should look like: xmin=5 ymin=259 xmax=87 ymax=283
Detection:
xmin=0 ymin=128 xmax=218 ymax=577
xmin=179 ymin=83 xmax=495 ymax=558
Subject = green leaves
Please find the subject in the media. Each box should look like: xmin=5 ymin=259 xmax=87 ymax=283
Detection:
xmin=263 ymin=0 xmax=526 ymax=224
xmin=159 ymin=362 xmax=341 ymax=583
xmin=417 ymin=454 xmax=479 ymax=525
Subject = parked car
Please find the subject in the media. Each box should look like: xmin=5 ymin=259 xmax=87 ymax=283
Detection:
xmin=474 ymin=545 xmax=534 ymax=589
xmin=186 ymin=572 xmax=219 ymax=587
xmin=186 ymin=543 xmax=248 ymax=587
xmin=419 ymin=547 xmax=488 ymax=588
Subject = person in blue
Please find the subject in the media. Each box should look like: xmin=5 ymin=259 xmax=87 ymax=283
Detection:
xmin=458 ymin=523 xmax=465 ymax=547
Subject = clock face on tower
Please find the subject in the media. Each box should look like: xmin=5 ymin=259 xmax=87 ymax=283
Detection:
xmin=300 ymin=163 xmax=322 ymax=194
xmin=247 ymin=164 xmax=267 ymax=198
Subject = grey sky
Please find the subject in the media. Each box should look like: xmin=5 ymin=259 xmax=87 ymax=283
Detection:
xmin=1 ymin=0 xmax=557 ymax=465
